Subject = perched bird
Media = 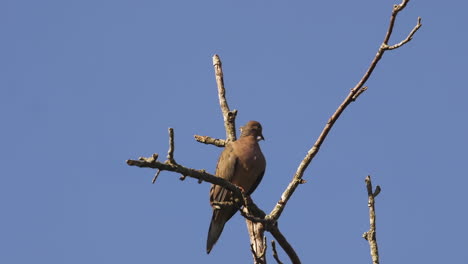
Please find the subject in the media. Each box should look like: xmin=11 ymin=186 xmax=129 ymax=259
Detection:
xmin=206 ymin=120 xmax=266 ymax=254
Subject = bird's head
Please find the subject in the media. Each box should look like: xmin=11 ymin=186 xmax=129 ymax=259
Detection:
xmin=240 ymin=121 xmax=264 ymax=141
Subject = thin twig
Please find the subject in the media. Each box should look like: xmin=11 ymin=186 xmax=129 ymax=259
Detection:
xmin=271 ymin=240 xmax=283 ymax=264
xmin=193 ymin=135 xmax=226 ymax=147
xmin=270 ymin=225 xmax=301 ymax=264
xmin=363 ymin=175 xmax=381 ymax=264
xmin=268 ymin=0 xmax=421 ymax=222
xmin=151 ymin=170 xmax=161 ymax=184
xmin=387 ymin=17 xmax=422 ymax=50
xmin=213 ymin=54 xmax=237 ymax=142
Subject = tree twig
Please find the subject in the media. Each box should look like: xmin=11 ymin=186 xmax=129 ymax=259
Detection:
xmin=362 ymin=175 xmax=381 ymax=264
xmin=271 ymin=240 xmax=283 ymax=264
xmin=387 ymin=17 xmax=422 ymax=50
xmin=268 ymin=0 xmax=421 ymax=222
xmin=151 ymin=169 xmax=161 ymax=184
xmin=193 ymin=135 xmax=226 ymax=147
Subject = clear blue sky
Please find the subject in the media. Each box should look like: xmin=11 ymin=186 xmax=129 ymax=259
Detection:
xmin=2 ymin=0 xmax=467 ymax=263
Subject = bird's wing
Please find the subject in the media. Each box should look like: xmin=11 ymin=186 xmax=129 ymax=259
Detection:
xmin=210 ymin=143 xmax=238 ymax=205
xmin=246 ymin=169 xmax=265 ymax=196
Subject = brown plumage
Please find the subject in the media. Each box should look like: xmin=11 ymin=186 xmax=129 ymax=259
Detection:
xmin=206 ymin=121 xmax=266 ymax=254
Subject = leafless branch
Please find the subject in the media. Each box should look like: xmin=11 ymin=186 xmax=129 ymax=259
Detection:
xmin=128 ymin=157 xmax=252 ymax=202
xmin=193 ymin=135 xmax=226 ymax=147
xmin=362 ymin=175 xmax=381 ymax=264
xmin=192 ymin=55 xmax=236 ymax=147
xmin=271 ymin=240 xmax=283 ymax=264
xmin=127 ymin=132 xmax=267 ymax=226
xmin=213 ymin=54 xmax=237 ymax=142
xmin=268 ymin=0 xmax=421 ymax=222
xmin=387 ymin=17 xmax=422 ymax=50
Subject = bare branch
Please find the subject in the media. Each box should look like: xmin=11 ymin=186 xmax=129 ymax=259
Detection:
xmin=268 ymin=0 xmax=421 ymax=222
xmin=213 ymin=54 xmax=237 ymax=142
xmin=270 ymin=225 xmax=301 ymax=264
xmin=271 ymin=240 xmax=283 ymax=264
xmin=128 ymin=128 xmax=267 ymax=225
xmin=193 ymin=135 xmax=226 ymax=147
xmin=362 ymin=175 xmax=381 ymax=264
xmin=127 ymin=157 xmax=251 ymax=205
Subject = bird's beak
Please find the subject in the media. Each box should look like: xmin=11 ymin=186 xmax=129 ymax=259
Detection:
xmin=257 ymin=135 xmax=265 ymax=141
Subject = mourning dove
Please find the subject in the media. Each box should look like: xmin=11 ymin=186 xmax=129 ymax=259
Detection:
xmin=206 ymin=121 xmax=266 ymax=254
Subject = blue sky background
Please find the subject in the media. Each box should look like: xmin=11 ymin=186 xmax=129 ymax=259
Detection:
xmin=2 ymin=0 xmax=467 ymax=263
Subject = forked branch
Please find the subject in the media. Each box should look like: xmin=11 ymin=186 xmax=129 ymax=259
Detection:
xmin=267 ymin=0 xmax=422 ymax=222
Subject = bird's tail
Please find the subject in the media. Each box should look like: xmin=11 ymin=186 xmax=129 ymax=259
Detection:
xmin=206 ymin=210 xmax=226 ymax=254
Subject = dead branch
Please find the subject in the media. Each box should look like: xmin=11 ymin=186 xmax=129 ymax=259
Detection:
xmin=127 ymin=156 xmax=255 ymax=205
xmin=362 ymin=175 xmax=381 ymax=264
xmin=268 ymin=0 xmax=421 ymax=222
xmin=127 ymin=129 xmax=269 ymax=230
xmin=213 ymin=54 xmax=237 ymax=142
xmin=126 ymin=128 xmax=255 ymax=211
xmin=193 ymin=55 xmax=237 ymax=147
xmin=387 ymin=17 xmax=422 ymax=50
